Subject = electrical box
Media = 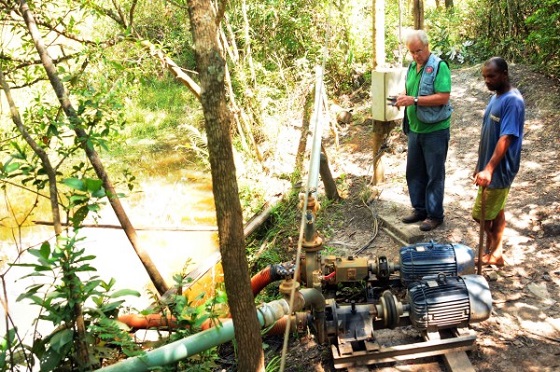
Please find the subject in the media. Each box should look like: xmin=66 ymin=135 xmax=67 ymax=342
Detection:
xmin=371 ymin=68 xmax=407 ymax=121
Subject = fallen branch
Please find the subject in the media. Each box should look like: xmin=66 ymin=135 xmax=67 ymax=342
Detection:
xmin=140 ymin=40 xmax=201 ymax=99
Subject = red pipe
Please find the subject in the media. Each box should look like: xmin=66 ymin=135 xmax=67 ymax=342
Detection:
xmin=250 ymin=265 xmax=275 ymax=295
xmin=118 ymin=313 xmax=178 ymax=330
xmin=119 ymin=265 xmax=284 ymax=330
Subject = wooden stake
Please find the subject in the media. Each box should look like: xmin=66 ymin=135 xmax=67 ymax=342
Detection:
xmin=477 ymin=186 xmax=486 ymax=275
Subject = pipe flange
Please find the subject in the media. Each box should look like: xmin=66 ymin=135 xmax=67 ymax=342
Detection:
xmin=279 ymin=278 xmax=300 ymax=296
xmin=302 ymin=235 xmax=323 ymax=251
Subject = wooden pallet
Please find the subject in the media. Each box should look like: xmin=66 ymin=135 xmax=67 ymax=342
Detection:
xmin=332 ymin=327 xmax=476 ymax=371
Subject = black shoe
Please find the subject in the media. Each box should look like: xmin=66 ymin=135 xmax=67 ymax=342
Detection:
xmin=419 ymin=218 xmax=443 ymax=231
xmin=401 ymin=211 xmax=426 ymax=224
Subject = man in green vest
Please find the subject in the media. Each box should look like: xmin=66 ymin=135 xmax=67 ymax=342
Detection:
xmin=394 ymin=30 xmax=452 ymax=231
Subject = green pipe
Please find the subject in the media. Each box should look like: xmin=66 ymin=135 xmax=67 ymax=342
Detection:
xmin=97 ymin=299 xmax=290 ymax=371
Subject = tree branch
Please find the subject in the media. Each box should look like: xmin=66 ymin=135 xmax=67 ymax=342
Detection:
xmin=19 ymin=0 xmax=169 ymax=296
xmin=140 ymin=40 xmax=201 ymax=99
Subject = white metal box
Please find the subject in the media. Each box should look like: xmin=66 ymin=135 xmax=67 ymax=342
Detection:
xmin=371 ymin=68 xmax=407 ymax=121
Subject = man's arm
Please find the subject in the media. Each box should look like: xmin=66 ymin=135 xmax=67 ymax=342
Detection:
xmin=473 ymin=134 xmax=513 ymax=187
xmin=397 ymin=92 xmax=450 ymax=107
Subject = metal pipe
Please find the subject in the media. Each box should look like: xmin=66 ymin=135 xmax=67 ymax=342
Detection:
xmin=96 ymin=299 xmax=291 ymax=372
xmin=300 ymin=288 xmax=326 ymax=312
xmin=300 ymin=288 xmax=327 ymax=343
xmin=307 ymin=66 xmax=325 ymax=199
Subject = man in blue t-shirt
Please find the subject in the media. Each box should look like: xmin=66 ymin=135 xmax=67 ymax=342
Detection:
xmin=472 ymin=57 xmax=525 ymax=266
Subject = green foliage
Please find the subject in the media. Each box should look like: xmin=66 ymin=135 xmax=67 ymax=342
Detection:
xmin=525 ymin=0 xmax=560 ymax=76
xmin=425 ymin=7 xmax=476 ymax=64
xmin=0 ymin=327 xmax=34 ymax=371
xmin=459 ymin=0 xmax=560 ymax=77
xmin=245 ymin=188 xmax=300 ymax=276
xmin=133 ymin=1 xmax=195 ymax=69
xmin=12 ymin=236 xmax=142 ymax=370
xmin=141 ymin=262 xmax=226 ymax=370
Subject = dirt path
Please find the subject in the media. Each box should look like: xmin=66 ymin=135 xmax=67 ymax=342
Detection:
xmin=274 ymin=64 xmax=560 ymax=371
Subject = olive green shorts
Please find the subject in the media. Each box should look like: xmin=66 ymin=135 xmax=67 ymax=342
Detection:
xmin=472 ymin=187 xmax=510 ymax=221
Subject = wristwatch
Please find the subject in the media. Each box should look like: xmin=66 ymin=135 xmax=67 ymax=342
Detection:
xmin=414 ymin=96 xmax=418 ymax=105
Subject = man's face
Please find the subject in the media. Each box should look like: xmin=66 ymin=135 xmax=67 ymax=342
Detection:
xmin=482 ymin=63 xmax=507 ymax=92
xmin=407 ymin=38 xmax=430 ymax=66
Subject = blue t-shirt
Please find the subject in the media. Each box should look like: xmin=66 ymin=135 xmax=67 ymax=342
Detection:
xmin=477 ymin=88 xmax=525 ymax=188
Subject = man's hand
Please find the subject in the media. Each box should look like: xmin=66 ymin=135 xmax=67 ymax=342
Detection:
xmin=474 ymin=169 xmax=492 ymax=187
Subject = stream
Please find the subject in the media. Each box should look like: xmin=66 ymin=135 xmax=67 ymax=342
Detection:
xmin=1 ymin=173 xmax=222 ymax=347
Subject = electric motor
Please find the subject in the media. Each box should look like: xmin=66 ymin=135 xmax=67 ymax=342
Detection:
xmin=399 ymin=242 xmax=475 ymax=285
xmin=406 ymin=274 xmax=492 ymax=331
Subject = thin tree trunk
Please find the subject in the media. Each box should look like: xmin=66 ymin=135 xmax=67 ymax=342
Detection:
xmin=241 ymin=0 xmax=256 ymax=84
xmin=413 ymin=0 xmax=424 ymax=30
xmin=19 ymin=0 xmax=169 ymax=296
xmin=0 ymin=69 xmax=62 ymax=236
xmin=186 ymin=0 xmax=265 ymax=371
xmin=296 ymin=85 xmax=314 ymax=173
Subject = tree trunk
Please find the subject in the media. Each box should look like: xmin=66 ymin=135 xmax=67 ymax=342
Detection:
xmin=19 ymin=0 xmax=169 ymax=297
xmin=319 ymin=153 xmax=340 ymax=201
xmin=413 ymin=0 xmax=424 ymax=30
xmin=186 ymin=1 xmax=265 ymax=371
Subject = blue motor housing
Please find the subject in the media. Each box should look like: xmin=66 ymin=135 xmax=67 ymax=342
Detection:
xmin=406 ymin=274 xmax=492 ymax=331
xmin=399 ymin=242 xmax=475 ymax=285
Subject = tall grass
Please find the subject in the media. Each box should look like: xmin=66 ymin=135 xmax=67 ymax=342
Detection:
xmin=109 ymin=77 xmax=207 ymax=177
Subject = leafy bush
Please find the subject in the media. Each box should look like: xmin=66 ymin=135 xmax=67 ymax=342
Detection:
xmin=11 ymin=235 xmax=142 ymax=370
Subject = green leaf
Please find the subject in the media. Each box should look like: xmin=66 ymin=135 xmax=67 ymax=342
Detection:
xmin=62 ymin=178 xmax=86 ymax=191
xmin=72 ymin=205 xmax=89 ymax=228
xmin=110 ymin=289 xmax=141 ymax=298
xmin=39 ymin=241 xmax=51 ymax=259
xmin=47 ymin=124 xmax=59 ymax=136
xmin=69 ymin=194 xmax=89 ymax=205
xmin=88 ymin=203 xmax=101 ymax=212
xmin=39 ymin=346 xmax=63 ymax=372
xmin=92 ymin=187 xmax=106 ymax=198
xmin=16 ymin=293 xmax=44 ymax=304
xmin=84 ymin=178 xmax=103 ymax=193
xmin=75 ymin=254 xmax=97 ymax=263
xmin=3 ymin=162 xmax=20 ymax=174
xmin=100 ymin=300 xmax=125 ymax=313
xmin=23 ymin=284 xmax=44 ymax=296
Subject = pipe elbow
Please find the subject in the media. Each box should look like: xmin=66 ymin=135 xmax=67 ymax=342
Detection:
xmin=300 ymin=288 xmax=326 ymax=312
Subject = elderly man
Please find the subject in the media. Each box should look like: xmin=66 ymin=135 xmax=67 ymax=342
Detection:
xmin=395 ymin=30 xmax=452 ymax=231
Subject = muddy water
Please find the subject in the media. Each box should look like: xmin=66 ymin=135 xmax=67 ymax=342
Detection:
xmin=0 ymin=173 xmax=223 ymax=346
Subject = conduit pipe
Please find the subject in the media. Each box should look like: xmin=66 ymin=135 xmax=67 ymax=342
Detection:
xmin=203 ymin=314 xmax=308 ymax=335
xmin=118 ymin=264 xmax=291 ymax=331
xmin=299 ymin=288 xmax=327 ymax=343
xmin=118 ymin=313 xmax=177 ymax=330
xmin=97 ymin=299 xmax=291 ymax=371
xmin=98 ymin=289 xmax=326 ymax=371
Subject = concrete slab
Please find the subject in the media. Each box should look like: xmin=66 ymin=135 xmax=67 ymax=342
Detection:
xmin=377 ymin=206 xmax=425 ymax=245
